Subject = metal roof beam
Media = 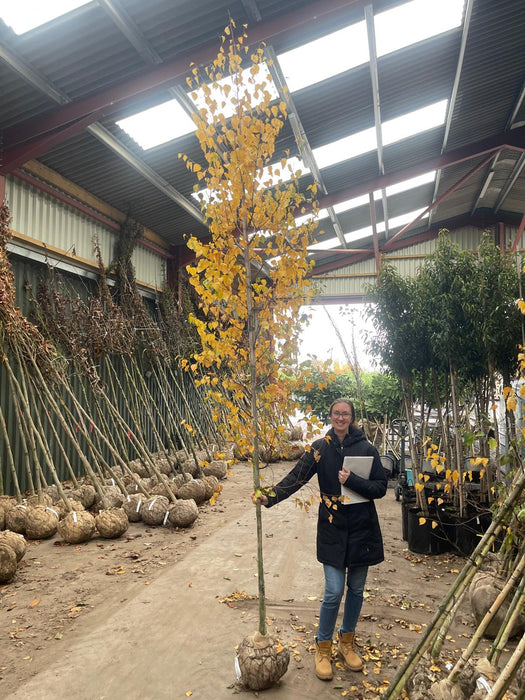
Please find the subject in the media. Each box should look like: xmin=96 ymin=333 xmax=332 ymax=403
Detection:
xmin=1 ymin=0 xmax=369 ymax=153
xmin=429 ymin=0 xmax=473 ymax=226
xmin=316 ymin=125 xmax=525 ymax=213
xmin=364 ymin=4 xmax=389 ymax=239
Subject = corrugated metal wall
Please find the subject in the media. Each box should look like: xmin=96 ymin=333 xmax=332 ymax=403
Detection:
xmin=0 ymin=182 xmax=199 ymax=497
xmin=5 ymin=175 xmax=166 ymax=291
xmin=312 ymin=225 xmax=520 ymax=300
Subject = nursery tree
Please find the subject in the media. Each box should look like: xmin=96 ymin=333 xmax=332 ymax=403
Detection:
xmin=180 ymin=23 xmax=318 ymax=690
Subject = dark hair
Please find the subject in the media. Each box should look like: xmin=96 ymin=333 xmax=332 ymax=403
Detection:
xmin=329 ymin=398 xmax=356 ymax=423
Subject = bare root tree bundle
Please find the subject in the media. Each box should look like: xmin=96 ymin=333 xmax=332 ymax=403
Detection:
xmin=58 ymin=510 xmax=96 ymax=544
xmin=0 ymin=530 xmax=27 ymax=562
xmin=0 ymin=543 xmax=17 ymax=583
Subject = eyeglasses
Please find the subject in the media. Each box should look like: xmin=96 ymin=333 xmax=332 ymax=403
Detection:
xmin=332 ymin=411 xmax=351 ymax=419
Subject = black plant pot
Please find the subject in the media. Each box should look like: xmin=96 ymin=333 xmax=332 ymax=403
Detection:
xmin=406 ymin=506 xmax=454 ymax=555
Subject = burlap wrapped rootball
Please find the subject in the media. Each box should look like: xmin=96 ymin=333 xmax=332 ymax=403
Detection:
xmin=25 ymin=493 xmax=53 ymax=508
xmin=236 ymin=632 xmax=290 ymax=691
xmin=4 ymin=504 xmax=28 ymax=534
xmin=155 ymin=457 xmax=174 ymax=475
xmin=129 ymin=461 xmax=150 ymax=478
xmin=71 ymin=484 xmax=96 ymax=509
xmin=167 ymin=499 xmax=199 ymax=528
xmin=0 ymin=543 xmax=18 ymax=584
xmin=24 ymin=505 xmax=59 ymax=540
xmin=139 ymin=496 xmax=170 ymax=526
xmin=176 ymin=479 xmax=206 ymax=505
xmin=469 ymin=571 xmax=525 ymax=638
xmin=290 ymin=425 xmax=303 ymax=441
xmin=201 ymin=475 xmax=219 ymax=500
xmin=202 ymin=460 xmax=228 ymax=480
xmin=0 ymin=530 xmax=27 ymax=562
xmin=54 ymin=499 xmax=85 ymax=520
xmin=281 ymin=441 xmax=305 ymax=461
xmin=178 ymin=458 xmax=200 ymax=478
xmin=150 ymin=482 xmax=176 ymax=499
xmin=122 ymin=494 xmax=144 ymax=522
xmin=95 ymin=508 xmax=129 ymax=539
xmin=58 ymin=510 xmax=96 ymax=544
xmin=93 ymin=485 xmax=125 ymax=510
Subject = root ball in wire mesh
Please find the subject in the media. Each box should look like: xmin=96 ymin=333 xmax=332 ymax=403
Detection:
xmin=0 ymin=543 xmax=18 ymax=584
xmin=54 ymin=499 xmax=85 ymax=519
xmin=129 ymin=460 xmax=150 ymax=478
xmin=122 ymin=494 xmax=144 ymax=522
xmin=95 ymin=508 xmax=129 ymax=539
xmin=167 ymin=498 xmax=199 ymax=528
xmin=176 ymin=479 xmax=207 ymax=505
xmin=71 ymin=484 xmax=96 ymax=509
xmin=140 ymin=496 xmax=170 ymax=526
xmin=24 ymin=505 xmax=59 ymax=540
xmin=150 ymin=482 xmax=175 ymax=499
xmin=0 ymin=530 xmax=27 ymax=562
xmin=25 ymin=493 xmax=54 ymax=508
xmin=180 ymin=458 xmax=201 ymax=478
xmin=236 ymin=632 xmax=290 ymax=691
xmin=4 ymin=504 xmax=29 ymax=534
xmin=201 ymin=475 xmax=219 ymax=500
xmin=93 ymin=485 xmax=125 ymax=511
xmin=202 ymin=460 xmax=228 ymax=480
xmin=58 ymin=510 xmax=96 ymax=544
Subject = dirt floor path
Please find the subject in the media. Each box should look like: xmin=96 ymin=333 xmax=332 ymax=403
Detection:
xmin=1 ymin=461 xmax=479 ymax=699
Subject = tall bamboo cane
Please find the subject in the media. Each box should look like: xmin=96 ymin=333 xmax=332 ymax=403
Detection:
xmin=488 ymin=572 xmax=525 ymax=666
xmin=382 ymin=466 xmax=525 ymax=699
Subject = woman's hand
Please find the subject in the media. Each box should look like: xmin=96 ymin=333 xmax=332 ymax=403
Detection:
xmin=338 ymin=467 xmax=350 ymax=485
xmin=251 ymin=491 xmax=269 ymax=506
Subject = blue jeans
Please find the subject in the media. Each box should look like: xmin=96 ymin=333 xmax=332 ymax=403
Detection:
xmin=317 ymin=564 xmax=369 ymax=642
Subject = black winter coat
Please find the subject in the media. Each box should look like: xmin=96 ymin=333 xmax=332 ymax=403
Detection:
xmin=265 ymin=426 xmax=387 ymax=569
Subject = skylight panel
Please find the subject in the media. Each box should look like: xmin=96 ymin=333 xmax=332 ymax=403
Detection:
xmin=276 ymin=0 xmax=464 ymax=94
xmin=313 ymin=128 xmax=376 ymax=170
xmin=0 ymin=0 xmax=91 ymax=34
xmin=382 ymin=101 xmax=448 ymax=145
xmin=312 ymin=100 xmax=446 ymax=170
xmin=385 ymin=171 xmax=436 ymax=196
xmin=277 ymin=21 xmax=369 ymax=93
xmin=116 ymin=100 xmax=196 ymax=150
xmin=375 ymin=0 xmax=464 ymax=57
xmin=190 ymin=63 xmax=279 ymax=120
xmin=309 ymin=208 xmax=429 ymax=250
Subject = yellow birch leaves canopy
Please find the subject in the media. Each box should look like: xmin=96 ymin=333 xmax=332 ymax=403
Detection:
xmin=180 ymin=24 xmax=319 ymax=448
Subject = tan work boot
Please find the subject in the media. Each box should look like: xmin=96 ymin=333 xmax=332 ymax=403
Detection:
xmin=314 ymin=639 xmax=333 ymax=680
xmin=337 ymin=631 xmax=363 ymax=671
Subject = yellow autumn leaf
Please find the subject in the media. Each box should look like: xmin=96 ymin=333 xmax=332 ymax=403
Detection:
xmin=419 ymin=517 xmax=426 ymax=525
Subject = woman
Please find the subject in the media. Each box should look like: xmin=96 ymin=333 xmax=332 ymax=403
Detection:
xmin=252 ymin=398 xmax=387 ymax=681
